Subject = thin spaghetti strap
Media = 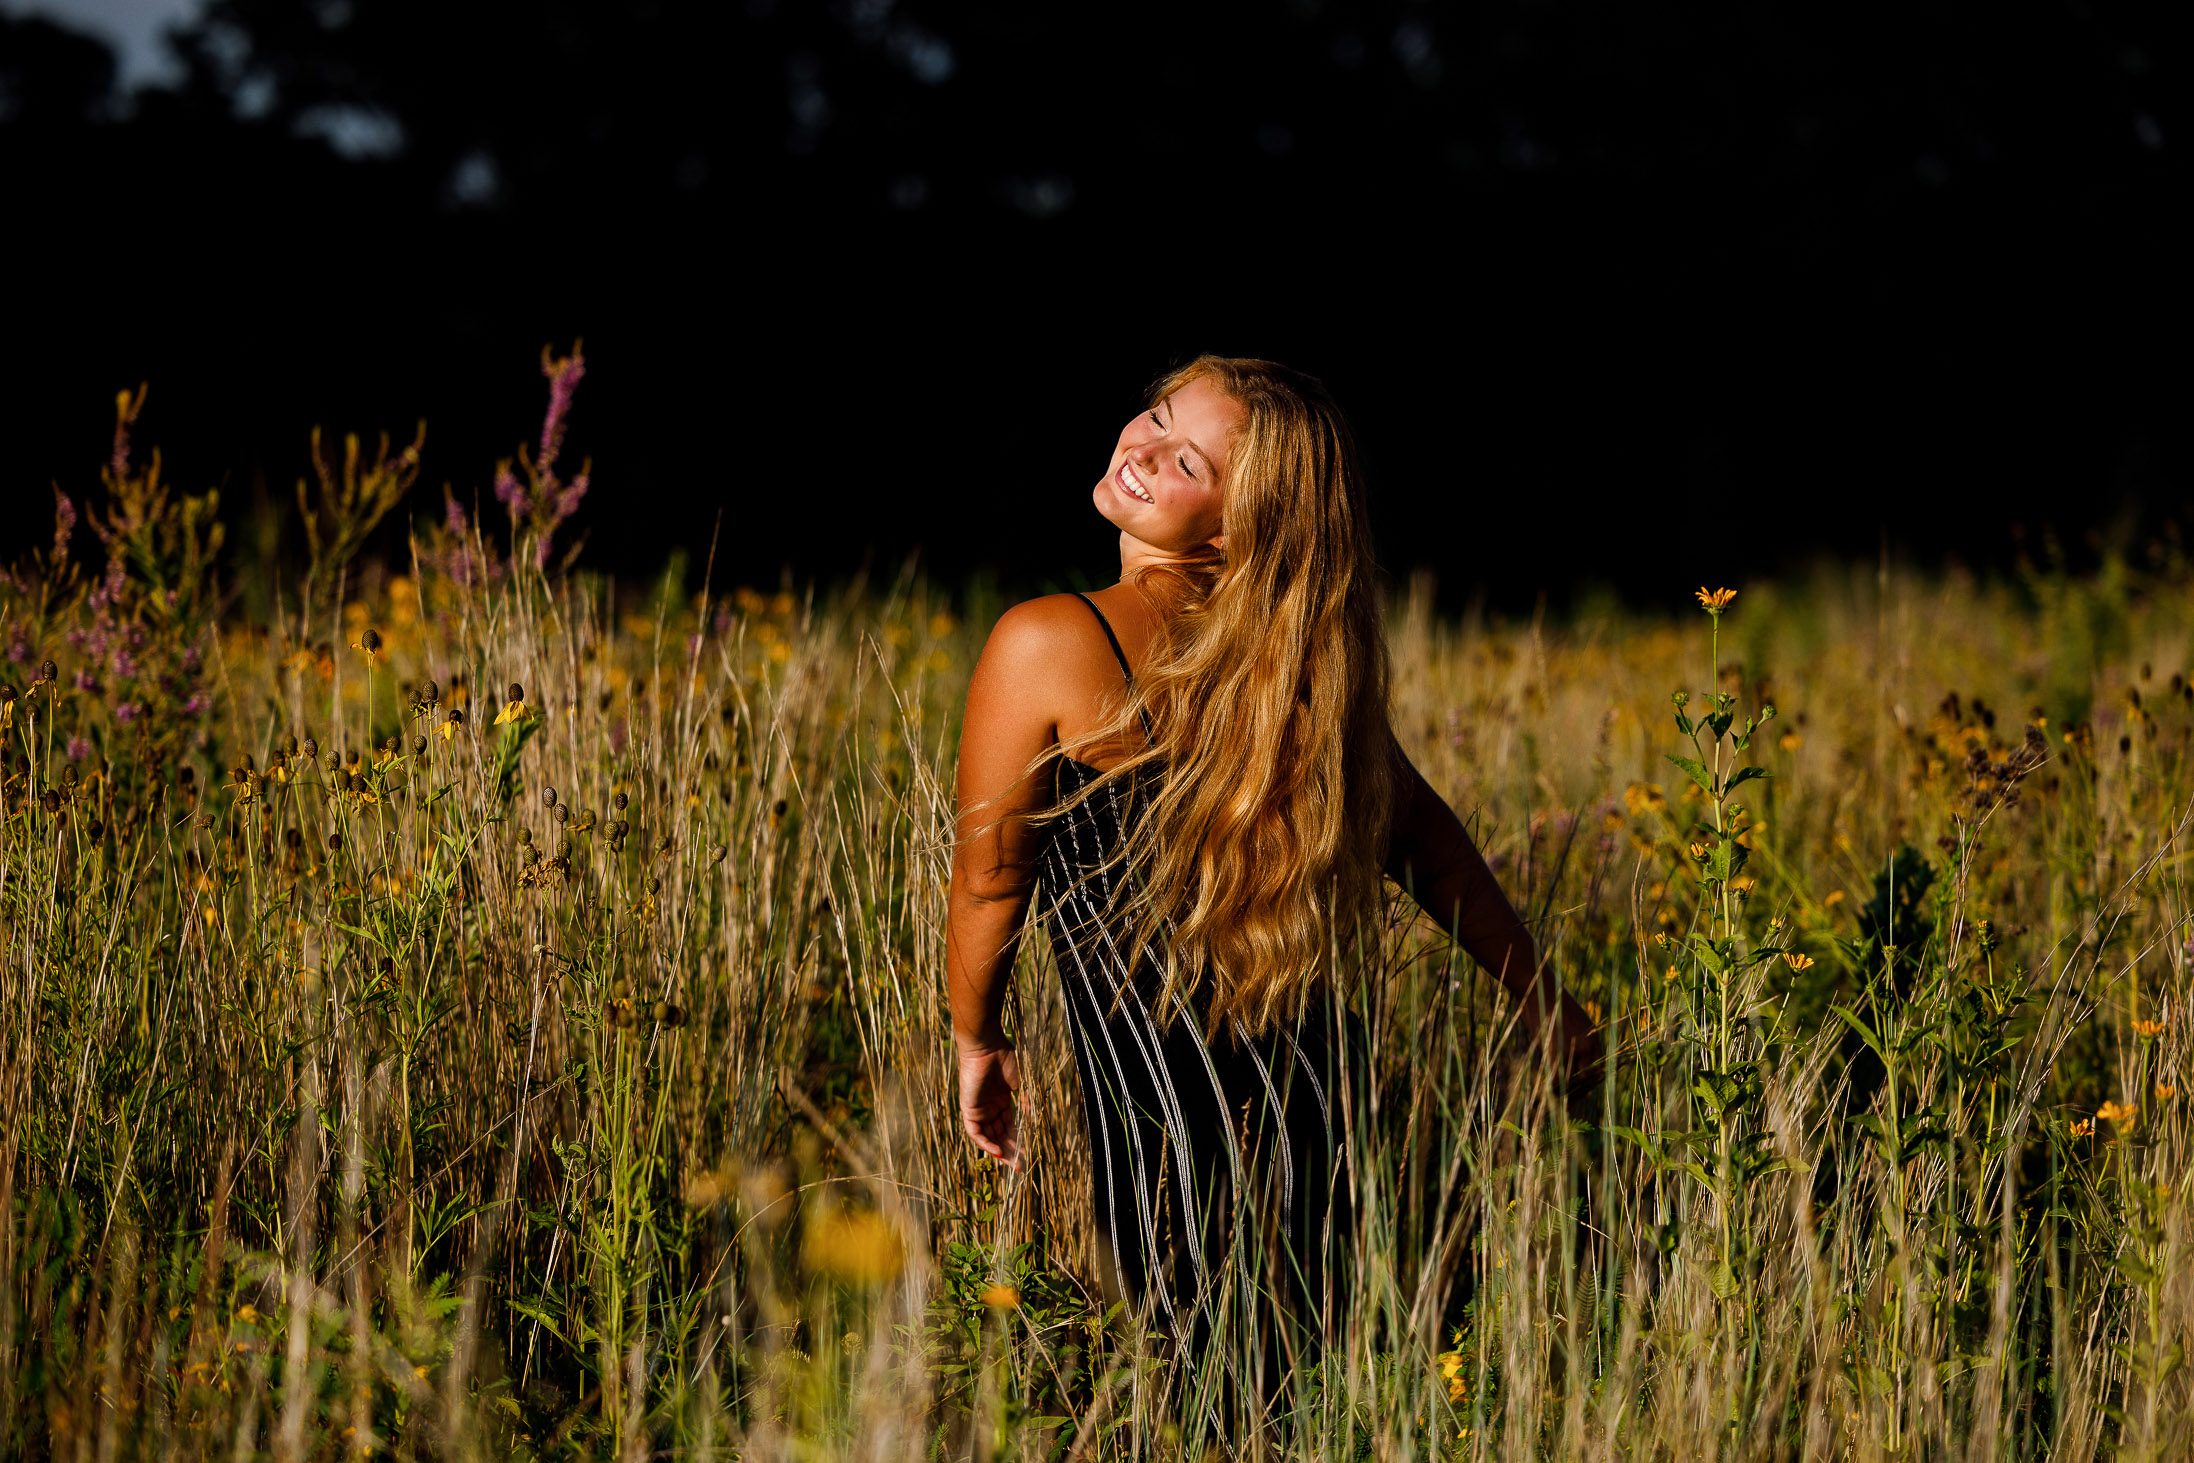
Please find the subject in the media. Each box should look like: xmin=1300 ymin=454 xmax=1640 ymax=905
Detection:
xmin=1071 ymin=592 xmax=1156 ymax=745
xmin=1071 ymin=592 xmax=1136 ymax=683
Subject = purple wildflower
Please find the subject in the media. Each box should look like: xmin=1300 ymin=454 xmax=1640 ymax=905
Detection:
xmin=445 ymin=495 xmax=471 ymax=535
xmin=493 ymin=463 xmax=528 ymax=518
xmin=7 ymin=640 xmax=26 ymax=663
xmin=114 ymin=701 xmax=140 ymax=724
xmin=538 ymin=346 xmax=586 ymax=477
xmin=180 ymin=644 xmax=201 ymax=672
xmin=555 ymin=469 xmax=590 ymax=519
xmin=74 ymin=670 xmax=102 ymax=694
xmin=66 ymin=736 xmax=90 ymax=760
xmin=52 ymin=490 xmax=76 ymax=561
xmin=183 ymin=692 xmax=209 ymax=717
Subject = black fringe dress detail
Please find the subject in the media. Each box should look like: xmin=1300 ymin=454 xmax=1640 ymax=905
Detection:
xmin=1038 ymin=593 xmax=1355 ymax=1364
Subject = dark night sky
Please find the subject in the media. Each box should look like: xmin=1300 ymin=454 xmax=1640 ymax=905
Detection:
xmin=0 ymin=0 xmax=2183 ymax=609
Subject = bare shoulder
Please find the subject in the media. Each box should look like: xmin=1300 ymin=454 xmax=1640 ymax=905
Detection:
xmin=976 ymin=593 xmax=1111 ymax=677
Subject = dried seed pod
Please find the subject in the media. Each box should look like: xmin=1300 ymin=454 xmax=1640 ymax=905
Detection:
xmin=412 ymin=735 xmax=427 ymax=754
xmin=0 ymin=683 xmax=14 ymax=703
xmin=507 ymin=682 xmax=525 ymax=704
xmin=359 ymin=628 xmax=382 ymax=653
xmin=518 ymin=828 xmax=533 ymax=847
xmin=654 ymin=1000 xmax=684 ymax=1028
xmin=178 ymin=766 xmax=195 ymax=787
xmin=648 ymin=876 xmax=661 ymax=895
xmin=418 ymin=678 xmax=439 ymax=704
xmin=284 ymin=827 xmax=303 ymax=849
xmin=543 ymin=786 xmax=558 ymax=807
xmin=302 ymin=737 xmax=319 ymax=761
xmin=62 ymin=766 xmax=77 ymax=786
xmin=283 ymin=734 xmax=298 ymax=756
xmin=87 ymin=819 xmax=104 ymax=839
xmin=710 ymin=845 xmax=727 ymax=865
xmin=41 ymin=789 xmax=61 ymax=813
xmin=327 ymin=832 xmax=343 ymax=851
xmin=40 ymin=658 xmax=58 ymax=681
xmin=554 ymin=804 xmax=568 ymax=824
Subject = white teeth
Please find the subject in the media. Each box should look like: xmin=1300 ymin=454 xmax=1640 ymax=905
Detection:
xmin=1117 ymin=463 xmax=1153 ymax=503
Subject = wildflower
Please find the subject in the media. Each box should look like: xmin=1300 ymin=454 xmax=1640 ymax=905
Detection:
xmin=804 ymin=1209 xmax=904 ymax=1285
xmin=494 ymin=682 xmax=531 ymax=725
xmin=0 ymin=682 xmax=13 ymax=729
xmin=1695 ymin=586 xmax=1738 ymax=614
xmin=979 ymin=1284 xmax=1020 ymax=1309
xmin=1436 ymin=1351 xmax=1470 ymax=1401
xmin=438 ymin=707 xmax=466 ymax=740
xmin=2069 ymin=1118 xmax=2094 ymax=1138
xmin=351 ymin=627 xmax=383 ymax=658
xmin=1687 ymin=840 xmax=1710 ymax=860
xmin=1824 ymin=890 xmax=1846 ymax=907
xmin=2133 ymin=1019 xmax=2167 ymax=1038
xmin=1785 ymin=952 xmax=1816 ymax=972
xmin=2097 ymin=1100 xmax=2138 ymax=1130
xmin=1779 ymin=731 xmax=1803 ymax=751
xmin=2156 ymin=1084 xmax=2177 ymax=1101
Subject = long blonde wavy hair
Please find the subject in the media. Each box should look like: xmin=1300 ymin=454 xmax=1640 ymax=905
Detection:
xmin=1052 ymin=355 xmax=1398 ymax=1037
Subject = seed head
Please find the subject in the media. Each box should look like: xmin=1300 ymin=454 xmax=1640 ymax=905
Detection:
xmin=412 ymin=735 xmax=427 ymax=754
xmin=418 ymin=679 xmax=439 ymax=704
xmin=40 ymin=658 xmax=58 ymax=681
xmin=302 ymin=738 xmax=319 ymax=761
xmin=508 ymin=682 xmax=525 ymax=705
xmin=654 ymin=1000 xmax=685 ymax=1028
xmin=710 ymin=845 xmax=727 ymax=865
xmin=554 ymin=804 xmax=568 ymax=824
xmin=518 ymin=828 xmax=533 ymax=846
xmin=614 ymin=791 xmax=628 ymax=811
xmin=543 ymin=786 xmax=558 ymax=807
xmin=328 ymin=832 xmax=343 ymax=851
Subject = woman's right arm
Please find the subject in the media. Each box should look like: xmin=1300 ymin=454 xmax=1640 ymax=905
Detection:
xmin=945 ymin=599 xmax=1077 ymax=1166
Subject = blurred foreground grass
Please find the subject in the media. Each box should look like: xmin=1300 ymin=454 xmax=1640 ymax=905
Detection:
xmin=4 ymin=386 xmax=2194 ymax=1459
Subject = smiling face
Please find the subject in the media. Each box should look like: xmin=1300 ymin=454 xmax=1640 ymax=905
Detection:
xmin=1092 ymin=374 xmax=1242 ymax=557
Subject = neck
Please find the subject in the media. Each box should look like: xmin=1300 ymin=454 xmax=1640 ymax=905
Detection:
xmin=1117 ymin=530 xmax=1222 ymax=582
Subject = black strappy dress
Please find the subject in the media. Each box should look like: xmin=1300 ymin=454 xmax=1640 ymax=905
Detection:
xmin=1038 ymin=592 xmax=1356 ymax=1366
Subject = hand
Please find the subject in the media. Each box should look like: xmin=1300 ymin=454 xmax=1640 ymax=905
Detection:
xmin=956 ymin=1040 xmax=1023 ymax=1168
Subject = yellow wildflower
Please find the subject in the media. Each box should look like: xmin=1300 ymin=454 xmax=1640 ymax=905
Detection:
xmin=2155 ymin=1083 xmax=2176 ymax=1101
xmin=979 ymin=1284 xmax=1020 ymax=1310
xmin=2133 ymin=1019 xmax=2167 ymax=1038
xmin=438 ymin=707 xmax=466 ymax=740
xmin=2097 ymin=1100 xmax=2138 ymax=1130
xmin=494 ymin=682 xmax=531 ymax=725
xmin=2069 ymin=1119 xmax=2094 ymax=1138
xmin=1785 ymin=952 xmax=1816 ymax=972
xmin=1695 ymin=586 xmax=1738 ymax=613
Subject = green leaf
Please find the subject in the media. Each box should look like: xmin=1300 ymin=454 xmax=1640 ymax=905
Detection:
xmin=1665 ymin=754 xmax=1715 ymax=797
xmin=1725 ymin=766 xmax=1768 ymax=794
xmin=1707 ymin=1261 xmax=1740 ymax=1299
xmin=1829 ymin=1004 xmax=1887 ymax=1062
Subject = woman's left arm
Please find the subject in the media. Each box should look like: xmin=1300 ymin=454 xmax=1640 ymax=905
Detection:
xmin=1384 ymin=751 xmax=1605 ymax=1085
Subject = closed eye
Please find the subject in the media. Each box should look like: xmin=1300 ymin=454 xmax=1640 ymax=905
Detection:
xmin=1178 ymin=455 xmax=1196 ymax=478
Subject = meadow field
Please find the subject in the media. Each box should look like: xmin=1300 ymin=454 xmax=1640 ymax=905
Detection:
xmin=4 ymin=381 xmax=2193 ymax=1459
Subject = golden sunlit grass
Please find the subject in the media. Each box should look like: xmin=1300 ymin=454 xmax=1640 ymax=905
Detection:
xmin=5 ymin=382 xmax=2194 ymax=1459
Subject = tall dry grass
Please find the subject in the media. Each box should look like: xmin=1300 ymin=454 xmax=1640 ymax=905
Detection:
xmin=3 ymin=385 xmax=2191 ymax=1459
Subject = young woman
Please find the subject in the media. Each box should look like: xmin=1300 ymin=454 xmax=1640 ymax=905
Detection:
xmin=944 ymin=356 xmax=1600 ymax=1363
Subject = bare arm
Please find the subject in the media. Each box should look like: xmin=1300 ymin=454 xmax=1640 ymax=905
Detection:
xmin=944 ymin=599 xmax=1083 ymax=1164
xmin=1385 ymin=752 xmax=1604 ymax=1084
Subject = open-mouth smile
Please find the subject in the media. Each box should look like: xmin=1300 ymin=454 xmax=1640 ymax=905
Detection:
xmin=1115 ymin=461 xmax=1154 ymax=503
